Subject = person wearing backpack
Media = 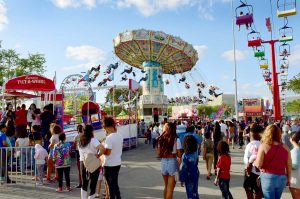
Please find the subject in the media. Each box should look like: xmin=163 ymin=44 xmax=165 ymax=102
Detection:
xmin=203 ymin=132 xmax=214 ymax=180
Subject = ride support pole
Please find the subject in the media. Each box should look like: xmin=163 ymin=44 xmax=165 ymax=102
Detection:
xmin=263 ymin=39 xmax=281 ymax=121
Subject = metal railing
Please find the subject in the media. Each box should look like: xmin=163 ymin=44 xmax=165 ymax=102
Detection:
xmin=0 ymin=147 xmax=36 ymax=184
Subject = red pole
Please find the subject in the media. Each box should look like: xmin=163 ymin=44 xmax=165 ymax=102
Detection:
xmin=268 ymin=40 xmax=281 ymax=121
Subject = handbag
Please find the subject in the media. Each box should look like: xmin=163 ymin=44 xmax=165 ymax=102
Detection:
xmin=83 ymin=153 xmax=101 ymax=173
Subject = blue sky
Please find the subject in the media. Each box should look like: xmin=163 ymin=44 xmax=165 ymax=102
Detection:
xmin=0 ymin=0 xmax=299 ymax=103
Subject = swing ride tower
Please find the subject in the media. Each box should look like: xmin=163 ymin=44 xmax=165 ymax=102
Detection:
xmin=114 ymin=29 xmax=198 ymax=123
xmin=236 ymin=0 xmax=297 ymax=121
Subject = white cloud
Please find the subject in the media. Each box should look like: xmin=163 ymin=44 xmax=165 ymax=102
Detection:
xmin=51 ymin=0 xmax=97 ymax=9
xmin=289 ymin=45 xmax=300 ymax=66
xmin=193 ymin=45 xmax=208 ymax=60
xmin=222 ymin=74 xmax=229 ymax=80
xmin=63 ymin=45 xmax=107 ymax=70
xmin=0 ymin=0 xmax=8 ymax=31
xmin=221 ymin=49 xmax=247 ymax=61
xmin=51 ymin=0 xmax=230 ymax=19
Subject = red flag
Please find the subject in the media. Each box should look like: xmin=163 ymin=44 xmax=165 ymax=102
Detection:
xmin=266 ymin=18 xmax=272 ymax=32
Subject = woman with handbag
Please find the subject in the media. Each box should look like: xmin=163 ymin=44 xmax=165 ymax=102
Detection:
xmin=99 ymin=117 xmax=123 ymax=199
xmin=157 ymin=122 xmax=182 ymax=199
xmin=254 ymin=124 xmax=292 ymax=199
xmin=79 ymin=124 xmax=102 ymax=199
xmin=243 ymin=123 xmax=263 ymax=199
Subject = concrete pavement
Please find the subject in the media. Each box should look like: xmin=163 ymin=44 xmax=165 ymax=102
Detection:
xmin=0 ymin=139 xmax=292 ymax=199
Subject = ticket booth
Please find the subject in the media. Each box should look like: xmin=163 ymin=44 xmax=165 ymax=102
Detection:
xmin=82 ymin=102 xmax=102 ymax=130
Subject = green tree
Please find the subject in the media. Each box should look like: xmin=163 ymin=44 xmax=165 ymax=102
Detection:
xmin=286 ymin=100 xmax=300 ymax=114
xmin=0 ymin=46 xmax=46 ymax=85
xmin=288 ymin=73 xmax=300 ymax=94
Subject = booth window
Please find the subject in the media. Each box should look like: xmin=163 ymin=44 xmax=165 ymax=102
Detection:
xmin=143 ymin=108 xmax=152 ymax=116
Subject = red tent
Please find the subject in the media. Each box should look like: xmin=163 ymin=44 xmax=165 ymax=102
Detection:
xmin=5 ymin=74 xmax=55 ymax=92
xmin=1 ymin=91 xmax=39 ymax=99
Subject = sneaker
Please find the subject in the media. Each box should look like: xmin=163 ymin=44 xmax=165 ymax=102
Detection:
xmin=56 ymin=187 xmax=63 ymax=193
xmin=65 ymin=187 xmax=72 ymax=192
xmin=75 ymin=184 xmax=82 ymax=188
xmin=95 ymin=194 xmax=100 ymax=198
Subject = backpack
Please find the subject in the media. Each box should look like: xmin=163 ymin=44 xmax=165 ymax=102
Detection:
xmin=205 ymin=140 xmax=213 ymax=154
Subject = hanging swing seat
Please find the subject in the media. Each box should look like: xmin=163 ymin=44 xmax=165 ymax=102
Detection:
xmin=248 ymin=39 xmax=261 ymax=47
xmin=254 ymin=51 xmax=265 ymax=57
xmin=236 ymin=14 xmax=253 ymax=25
xmin=265 ymin=78 xmax=272 ymax=82
xmin=280 ymin=72 xmax=288 ymax=76
xmin=277 ymin=8 xmax=297 ymax=17
xmin=260 ymin=64 xmax=269 ymax=69
xmin=279 ymin=35 xmax=293 ymax=42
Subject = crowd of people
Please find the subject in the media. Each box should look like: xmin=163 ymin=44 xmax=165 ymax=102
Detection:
xmin=0 ymin=102 xmax=124 ymax=199
xmin=1 ymin=101 xmax=300 ymax=199
xmin=143 ymin=117 xmax=300 ymax=199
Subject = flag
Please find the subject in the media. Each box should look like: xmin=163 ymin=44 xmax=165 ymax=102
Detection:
xmin=53 ymin=71 xmax=56 ymax=85
xmin=266 ymin=17 xmax=272 ymax=32
xmin=129 ymin=79 xmax=139 ymax=92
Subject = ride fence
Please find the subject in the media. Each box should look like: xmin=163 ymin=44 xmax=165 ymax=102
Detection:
xmin=0 ymin=147 xmax=37 ymax=185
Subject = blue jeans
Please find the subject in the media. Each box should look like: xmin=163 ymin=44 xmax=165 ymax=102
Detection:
xmin=260 ymin=173 xmax=287 ymax=199
xmin=185 ymin=179 xmax=199 ymax=199
xmin=219 ymin=179 xmax=233 ymax=199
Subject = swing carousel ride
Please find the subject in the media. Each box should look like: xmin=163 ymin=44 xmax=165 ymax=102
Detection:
xmin=236 ymin=0 xmax=297 ymax=119
xmin=113 ymin=29 xmax=223 ymax=122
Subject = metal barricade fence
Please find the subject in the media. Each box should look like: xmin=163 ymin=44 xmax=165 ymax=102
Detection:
xmin=0 ymin=147 xmax=36 ymax=185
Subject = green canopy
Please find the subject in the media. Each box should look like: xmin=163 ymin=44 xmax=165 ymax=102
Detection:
xmin=118 ymin=110 xmax=128 ymax=117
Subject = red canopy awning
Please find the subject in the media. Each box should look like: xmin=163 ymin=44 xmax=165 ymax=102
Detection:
xmin=5 ymin=74 xmax=55 ymax=92
xmin=0 ymin=91 xmax=39 ymax=100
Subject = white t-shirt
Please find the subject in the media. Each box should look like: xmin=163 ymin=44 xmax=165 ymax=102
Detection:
xmin=151 ymin=126 xmax=160 ymax=139
xmin=50 ymin=134 xmax=59 ymax=145
xmin=220 ymin=123 xmax=228 ymax=136
xmin=79 ymin=137 xmax=100 ymax=161
xmin=243 ymin=140 xmax=261 ymax=175
xmin=172 ymin=139 xmax=182 ymax=154
xmin=32 ymin=114 xmax=41 ymax=126
xmin=16 ymin=138 xmax=29 ymax=147
xmin=103 ymin=132 xmax=123 ymax=167
xmin=176 ymin=124 xmax=187 ymax=134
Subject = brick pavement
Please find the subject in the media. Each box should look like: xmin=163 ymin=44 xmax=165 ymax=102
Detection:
xmin=0 ymin=139 xmax=291 ymax=199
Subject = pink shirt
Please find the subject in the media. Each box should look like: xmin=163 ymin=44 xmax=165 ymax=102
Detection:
xmin=261 ymin=144 xmax=288 ymax=175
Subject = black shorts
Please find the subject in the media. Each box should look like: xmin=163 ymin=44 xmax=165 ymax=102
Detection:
xmin=243 ymin=171 xmax=262 ymax=193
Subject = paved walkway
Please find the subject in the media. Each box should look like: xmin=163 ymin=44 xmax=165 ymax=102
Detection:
xmin=0 ymin=139 xmax=291 ymax=199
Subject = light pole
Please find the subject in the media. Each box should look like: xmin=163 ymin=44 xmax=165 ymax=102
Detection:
xmin=231 ymin=0 xmax=239 ymax=121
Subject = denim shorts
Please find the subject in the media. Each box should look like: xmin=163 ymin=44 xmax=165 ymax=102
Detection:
xmin=161 ymin=158 xmax=178 ymax=176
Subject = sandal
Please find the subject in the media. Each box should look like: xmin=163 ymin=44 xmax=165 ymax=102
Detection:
xmin=56 ymin=187 xmax=63 ymax=193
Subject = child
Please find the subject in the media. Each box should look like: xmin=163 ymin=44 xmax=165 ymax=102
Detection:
xmin=47 ymin=123 xmax=61 ymax=182
xmin=53 ymin=133 xmax=72 ymax=192
xmin=214 ymin=141 xmax=233 ymax=199
xmin=34 ymin=144 xmax=48 ymax=185
xmin=203 ymin=132 xmax=214 ymax=180
xmin=179 ymin=135 xmax=199 ymax=199
xmin=15 ymin=128 xmax=30 ymax=175
xmin=73 ymin=124 xmax=83 ymax=188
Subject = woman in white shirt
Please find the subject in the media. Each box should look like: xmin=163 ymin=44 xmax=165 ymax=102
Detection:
xmin=243 ymin=123 xmax=263 ymax=199
xmin=157 ymin=122 xmax=182 ymax=199
xmin=79 ymin=124 xmax=102 ymax=199
xmin=100 ymin=117 xmax=123 ymax=199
